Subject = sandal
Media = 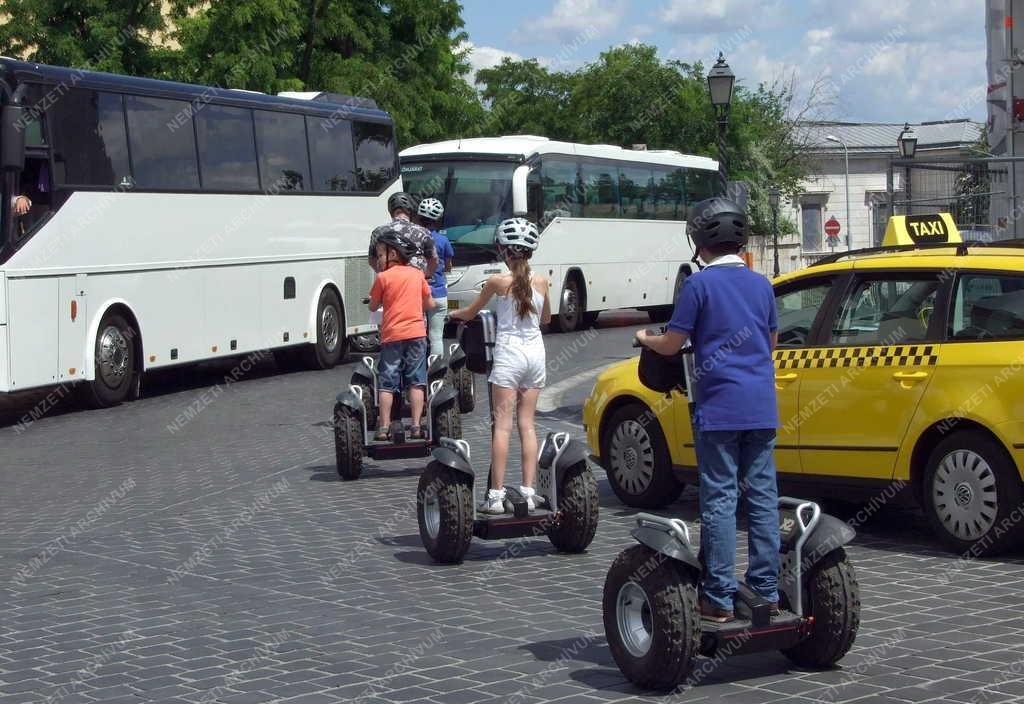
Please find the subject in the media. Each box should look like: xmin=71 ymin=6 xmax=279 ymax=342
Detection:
xmin=374 ymin=428 xmax=390 ymax=442
xmin=409 ymin=426 xmax=425 ymax=440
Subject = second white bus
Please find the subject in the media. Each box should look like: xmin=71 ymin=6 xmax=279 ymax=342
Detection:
xmin=400 ymin=136 xmax=718 ymax=332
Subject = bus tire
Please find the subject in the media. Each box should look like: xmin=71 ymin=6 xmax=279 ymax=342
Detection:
xmin=80 ymin=312 xmax=138 ymax=409
xmin=304 ymin=288 xmax=346 ymax=370
xmin=554 ymin=276 xmax=585 ymax=333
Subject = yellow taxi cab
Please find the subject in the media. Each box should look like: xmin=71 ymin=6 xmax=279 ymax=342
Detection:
xmin=583 ymin=213 xmax=1024 ymax=555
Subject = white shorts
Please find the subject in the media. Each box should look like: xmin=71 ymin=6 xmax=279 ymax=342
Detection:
xmin=488 ymin=339 xmax=546 ymax=390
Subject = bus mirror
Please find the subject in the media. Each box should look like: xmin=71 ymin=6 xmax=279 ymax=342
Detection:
xmin=512 ymin=164 xmax=530 ymax=216
xmin=1 ymin=105 xmax=27 ymax=172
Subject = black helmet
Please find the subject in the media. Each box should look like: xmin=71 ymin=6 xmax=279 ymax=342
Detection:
xmin=387 ymin=191 xmax=417 ymax=216
xmin=374 ymin=227 xmax=415 ymax=261
xmin=687 ymin=197 xmax=749 ymax=251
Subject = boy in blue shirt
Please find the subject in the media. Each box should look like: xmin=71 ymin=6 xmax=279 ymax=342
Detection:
xmin=417 ymin=197 xmax=455 ymax=357
xmin=636 ymin=197 xmax=779 ymax=623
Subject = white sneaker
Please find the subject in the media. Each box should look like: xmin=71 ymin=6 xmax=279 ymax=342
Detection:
xmin=519 ymin=486 xmax=540 ymax=511
xmin=480 ymin=488 xmax=506 ymax=515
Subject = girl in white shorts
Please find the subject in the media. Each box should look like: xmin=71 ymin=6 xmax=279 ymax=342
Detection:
xmin=449 ymin=218 xmax=551 ymax=514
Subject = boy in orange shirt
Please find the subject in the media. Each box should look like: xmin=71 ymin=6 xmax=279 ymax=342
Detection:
xmin=368 ymin=229 xmax=436 ymax=440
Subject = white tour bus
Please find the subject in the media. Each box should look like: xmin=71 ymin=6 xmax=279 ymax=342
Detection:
xmin=399 ymin=136 xmax=718 ymax=332
xmin=0 ymin=59 xmax=396 ymax=406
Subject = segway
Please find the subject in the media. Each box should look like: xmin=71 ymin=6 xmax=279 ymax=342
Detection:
xmin=334 ymin=353 xmax=460 ymax=481
xmin=446 ymin=342 xmax=476 ymax=413
xmin=416 ymin=312 xmax=599 ymax=564
xmin=603 ymin=332 xmax=860 ymax=690
xmin=602 ymin=500 xmax=860 ymax=690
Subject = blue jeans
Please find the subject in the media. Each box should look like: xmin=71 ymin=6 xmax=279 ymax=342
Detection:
xmin=378 ymin=338 xmax=428 ymax=393
xmin=694 ymin=427 xmax=780 ymax=611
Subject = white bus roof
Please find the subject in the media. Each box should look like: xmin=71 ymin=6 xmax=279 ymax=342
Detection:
xmin=400 ymin=135 xmax=718 ymax=170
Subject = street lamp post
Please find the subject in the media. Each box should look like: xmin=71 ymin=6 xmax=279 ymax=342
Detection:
xmin=768 ymin=186 xmax=781 ymax=277
xmin=826 ymin=134 xmax=852 ymax=251
xmin=707 ymin=53 xmax=735 ymax=197
xmin=897 ymin=122 xmax=917 ymax=216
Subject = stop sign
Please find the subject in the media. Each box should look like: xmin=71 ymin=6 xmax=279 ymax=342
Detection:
xmin=825 ymin=217 xmax=841 ymax=237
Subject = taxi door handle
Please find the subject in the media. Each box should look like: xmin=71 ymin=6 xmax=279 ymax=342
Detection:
xmin=775 ymin=372 xmax=798 ymax=389
xmin=893 ymin=371 xmax=928 ymax=389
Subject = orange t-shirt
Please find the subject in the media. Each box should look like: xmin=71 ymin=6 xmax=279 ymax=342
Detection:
xmin=370 ymin=264 xmax=431 ymax=343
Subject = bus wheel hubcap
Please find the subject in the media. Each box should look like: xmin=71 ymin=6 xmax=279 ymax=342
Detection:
xmin=610 ymin=420 xmax=655 ymax=495
xmin=322 ymin=306 xmax=339 ymax=352
xmin=933 ymin=449 xmax=998 ymax=542
xmin=562 ymin=287 xmax=577 ymax=319
xmin=98 ymin=326 xmax=129 ymax=387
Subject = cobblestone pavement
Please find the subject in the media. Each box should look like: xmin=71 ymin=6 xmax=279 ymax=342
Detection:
xmin=2 ymin=316 xmax=1024 ymax=704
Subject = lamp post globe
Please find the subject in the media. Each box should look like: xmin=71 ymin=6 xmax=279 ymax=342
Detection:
xmin=897 ymin=122 xmax=917 ymax=215
xmin=707 ymin=53 xmax=735 ymax=197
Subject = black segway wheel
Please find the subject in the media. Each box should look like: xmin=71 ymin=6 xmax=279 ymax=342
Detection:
xmin=355 ymin=382 xmax=378 ymax=431
xmin=418 ymin=462 xmax=473 ymax=564
xmin=548 ymin=461 xmax=599 ymax=552
xmin=455 ymin=365 xmax=476 ymax=413
xmin=782 ymin=547 xmax=860 ymax=668
xmin=603 ymin=545 xmax=700 ymax=691
xmin=432 ymin=400 xmax=462 ymax=440
xmin=334 ymin=404 xmax=364 ymax=481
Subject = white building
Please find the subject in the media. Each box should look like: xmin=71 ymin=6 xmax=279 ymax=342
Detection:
xmin=754 ymin=120 xmax=983 ymax=276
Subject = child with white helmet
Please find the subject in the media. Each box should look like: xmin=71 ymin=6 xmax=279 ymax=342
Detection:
xmin=449 ymin=217 xmax=551 ymax=514
xmin=416 ymin=197 xmax=455 ymax=357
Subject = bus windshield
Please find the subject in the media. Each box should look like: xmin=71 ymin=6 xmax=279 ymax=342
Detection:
xmin=401 ymin=160 xmax=515 ymax=262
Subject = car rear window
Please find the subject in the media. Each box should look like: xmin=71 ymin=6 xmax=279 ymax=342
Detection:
xmin=950 ymin=273 xmax=1024 ymax=341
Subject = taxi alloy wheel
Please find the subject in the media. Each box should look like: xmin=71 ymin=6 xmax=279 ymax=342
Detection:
xmin=603 ymin=404 xmax=683 ymax=508
xmin=923 ymin=430 xmax=1023 ymax=557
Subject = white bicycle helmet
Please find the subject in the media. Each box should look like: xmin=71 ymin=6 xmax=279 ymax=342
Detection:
xmin=417 ymin=197 xmax=444 ymax=222
xmin=495 ymin=217 xmax=539 ymax=252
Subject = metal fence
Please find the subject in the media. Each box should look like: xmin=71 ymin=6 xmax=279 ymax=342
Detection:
xmin=888 ymin=155 xmax=1024 ymax=242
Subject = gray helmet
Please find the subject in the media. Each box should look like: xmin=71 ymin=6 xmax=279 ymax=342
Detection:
xmin=387 ymin=191 xmax=417 ymax=216
xmin=374 ymin=227 xmax=415 ymax=261
xmin=687 ymin=197 xmax=749 ymax=250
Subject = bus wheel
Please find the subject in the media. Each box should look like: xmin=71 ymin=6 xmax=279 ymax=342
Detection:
xmin=304 ymin=288 xmax=346 ymax=370
xmin=81 ymin=312 xmax=138 ymax=408
xmin=554 ymin=277 xmax=584 ymax=333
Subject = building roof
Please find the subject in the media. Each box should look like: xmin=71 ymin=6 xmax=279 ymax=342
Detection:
xmin=400 ymin=135 xmax=719 ymax=170
xmin=801 ymin=119 xmax=983 ymax=155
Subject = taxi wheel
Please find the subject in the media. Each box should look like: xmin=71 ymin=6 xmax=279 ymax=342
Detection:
xmin=922 ymin=430 xmax=1024 ymax=556
xmin=603 ymin=404 xmax=684 ymax=508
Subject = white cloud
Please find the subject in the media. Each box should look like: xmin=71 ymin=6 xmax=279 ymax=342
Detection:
xmin=523 ymin=0 xmax=629 ymax=42
xmin=459 ymin=41 xmax=524 ymax=85
xmin=658 ymin=0 xmax=784 ymax=33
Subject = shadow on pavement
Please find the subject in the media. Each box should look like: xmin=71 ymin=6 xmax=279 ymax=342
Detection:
xmin=305 ymin=463 xmax=425 ymax=481
xmin=521 ymin=635 xmax=798 ymax=694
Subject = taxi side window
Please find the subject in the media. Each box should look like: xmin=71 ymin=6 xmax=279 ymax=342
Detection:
xmin=775 ymin=280 xmax=832 ymax=348
xmin=830 ymin=274 xmax=940 ymax=346
xmin=950 ymin=273 xmax=1024 ymax=341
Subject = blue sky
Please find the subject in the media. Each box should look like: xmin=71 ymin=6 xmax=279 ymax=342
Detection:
xmin=459 ymin=0 xmax=988 ymax=125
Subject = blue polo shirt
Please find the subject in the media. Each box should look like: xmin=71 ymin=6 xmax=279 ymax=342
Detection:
xmin=429 ymin=231 xmax=455 ymax=298
xmin=668 ymin=257 xmax=779 ymax=431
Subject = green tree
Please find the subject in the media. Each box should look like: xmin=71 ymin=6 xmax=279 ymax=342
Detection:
xmin=0 ymin=0 xmax=168 ymax=75
xmin=169 ymin=0 xmax=482 ymax=147
xmin=474 ymin=58 xmax=575 ymax=139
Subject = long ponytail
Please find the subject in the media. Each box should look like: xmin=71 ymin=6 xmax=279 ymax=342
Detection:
xmin=507 ymin=252 xmax=537 ymax=318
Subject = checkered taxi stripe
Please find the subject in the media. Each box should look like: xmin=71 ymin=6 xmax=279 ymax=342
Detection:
xmin=774 ymin=345 xmax=938 ymax=370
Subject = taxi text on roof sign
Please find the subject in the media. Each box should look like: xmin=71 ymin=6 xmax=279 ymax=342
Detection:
xmin=882 ymin=212 xmax=962 ymax=246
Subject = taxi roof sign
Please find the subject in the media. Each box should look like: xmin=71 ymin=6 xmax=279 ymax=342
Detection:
xmin=882 ymin=213 xmax=961 ymax=246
